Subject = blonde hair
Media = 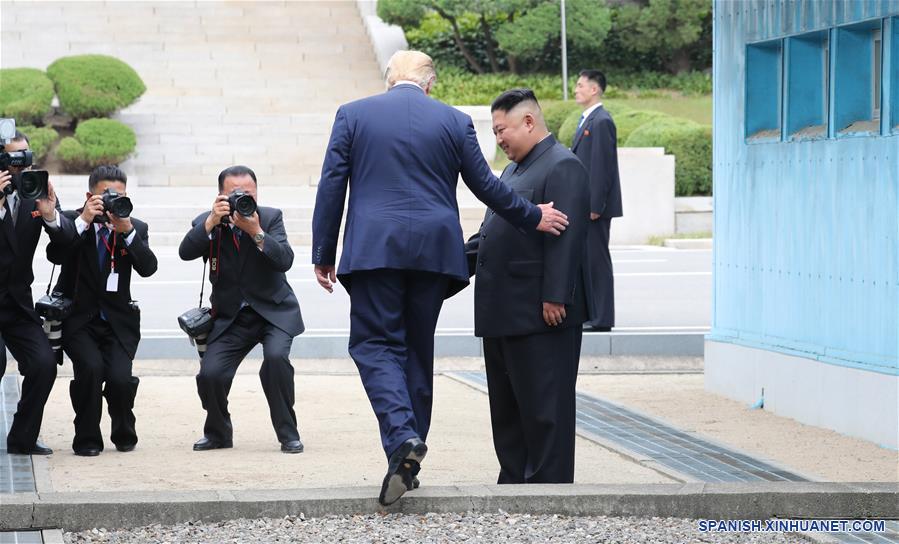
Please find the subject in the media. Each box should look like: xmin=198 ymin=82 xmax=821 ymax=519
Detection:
xmin=385 ymin=50 xmax=436 ymax=89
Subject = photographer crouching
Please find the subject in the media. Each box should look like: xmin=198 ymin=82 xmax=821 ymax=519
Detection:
xmin=46 ymin=165 xmax=158 ymax=456
xmin=0 ymin=124 xmax=78 ymax=455
xmin=179 ymin=165 xmax=305 ymax=453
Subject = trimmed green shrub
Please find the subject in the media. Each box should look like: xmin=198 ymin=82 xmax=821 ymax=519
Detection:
xmin=0 ymin=68 xmax=55 ymax=125
xmin=57 ymin=118 xmax=136 ymax=171
xmin=47 ymin=55 xmax=145 ymax=119
xmin=614 ymin=109 xmax=668 ymax=142
xmin=626 ymin=118 xmax=712 ymax=196
xmin=541 ymin=100 xmax=581 ymax=136
xmin=17 ymin=125 xmax=59 ymax=163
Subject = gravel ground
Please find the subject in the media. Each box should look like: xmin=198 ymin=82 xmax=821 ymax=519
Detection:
xmin=65 ymin=513 xmax=802 ymax=543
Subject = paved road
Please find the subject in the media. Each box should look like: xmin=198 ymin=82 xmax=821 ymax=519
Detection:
xmin=30 ymin=244 xmax=711 ymax=339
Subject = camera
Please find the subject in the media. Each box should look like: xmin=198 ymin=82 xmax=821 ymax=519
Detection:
xmin=35 ymin=290 xmax=74 ymax=321
xmin=93 ymin=188 xmax=133 ymax=223
xmin=220 ymin=189 xmax=257 ymax=224
xmin=4 ymin=170 xmax=49 ymax=200
xmin=0 ymin=149 xmax=33 ymax=171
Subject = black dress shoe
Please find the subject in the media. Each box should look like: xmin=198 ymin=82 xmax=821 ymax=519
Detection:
xmin=411 ymin=476 xmax=420 ymax=489
xmin=583 ymin=324 xmax=612 ymax=332
xmin=74 ymin=448 xmax=100 ymax=457
xmin=115 ymin=443 xmax=136 ymax=453
xmin=192 ymin=437 xmax=233 ymax=451
xmin=281 ymin=439 xmax=304 ymax=454
xmin=379 ymin=437 xmax=427 ymax=506
xmin=7 ymin=441 xmax=53 ymax=455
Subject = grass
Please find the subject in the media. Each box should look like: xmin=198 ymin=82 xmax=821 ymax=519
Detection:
xmin=647 ymin=231 xmax=712 ymax=246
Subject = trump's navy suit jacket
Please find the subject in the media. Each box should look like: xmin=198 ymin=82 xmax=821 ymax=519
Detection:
xmin=312 ymin=84 xmax=541 ymax=297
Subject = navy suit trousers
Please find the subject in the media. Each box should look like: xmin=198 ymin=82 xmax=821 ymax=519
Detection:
xmin=347 ymin=269 xmax=449 ymax=457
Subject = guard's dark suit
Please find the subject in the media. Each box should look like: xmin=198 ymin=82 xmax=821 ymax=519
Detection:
xmin=467 ymin=135 xmax=591 ymax=484
xmin=47 ymin=210 xmax=158 ymax=452
xmin=0 ymin=195 xmax=76 ymax=451
xmin=571 ymin=105 xmax=622 ymax=329
xmin=179 ymin=207 xmax=304 ymax=445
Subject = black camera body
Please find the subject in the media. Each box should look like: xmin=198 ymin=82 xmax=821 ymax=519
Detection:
xmin=35 ymin=290 xmax=75 ymax=321
xmin=0 ymin=149 xmax=33 ymax=171
xmin=221 ymin=189 xmax=257 ymax=224
xmin=94 ymin=188 xmax=133 ymax=223
xmin=178 ymin=306 xmax=213 ymax=338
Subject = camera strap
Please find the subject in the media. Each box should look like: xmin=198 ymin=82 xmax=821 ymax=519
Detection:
xmin=199 ymin=246 xmax=209 ymax=309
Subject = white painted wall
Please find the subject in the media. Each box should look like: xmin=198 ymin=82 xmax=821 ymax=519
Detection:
xmin=705 ymin=340 xmax=899 ymax=450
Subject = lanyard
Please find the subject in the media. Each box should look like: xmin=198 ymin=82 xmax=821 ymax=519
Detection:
xmin=231 ymin=228 xmax=241 ymax=251
xmin=99 ymin=227 xmax=117 ymax=271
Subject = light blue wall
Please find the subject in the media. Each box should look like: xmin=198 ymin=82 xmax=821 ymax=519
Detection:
xmin=711 ymin=0 xmax=899 ymax=375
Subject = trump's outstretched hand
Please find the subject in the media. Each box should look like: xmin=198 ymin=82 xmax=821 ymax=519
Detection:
xmin=315 ymin=264 xmax=337 ymax=293
xmin=536 ymin=202 xmax=569 ymax=236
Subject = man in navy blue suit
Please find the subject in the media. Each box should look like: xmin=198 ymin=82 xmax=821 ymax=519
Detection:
xmin=312 ymin=50 xmax=570 ymax=506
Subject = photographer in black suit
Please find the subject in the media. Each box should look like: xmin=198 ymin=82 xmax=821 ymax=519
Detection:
xmin=179 ymin=165 xmax=305 ymax=453
xmin=466 ymin=90 xmax=591 ymax=484
xmin=0 ymin=130 xmax=77 ymax=455
xmin=47 ymin=165 xmax=157 ymax=456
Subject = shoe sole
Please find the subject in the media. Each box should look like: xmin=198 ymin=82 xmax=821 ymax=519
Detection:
xmin=192 ymin=443 xmax=233 ymax=451
xmin=379 ymin=442 xmax=428 ymax=506
xmin=281 ymin=447 xmax=304 ymax=454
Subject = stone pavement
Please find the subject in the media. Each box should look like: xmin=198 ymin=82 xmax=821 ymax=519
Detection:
xmin=1 ymin=1 xmax=384 ymax=187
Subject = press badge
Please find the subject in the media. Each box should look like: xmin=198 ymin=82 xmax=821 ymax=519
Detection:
xmin=106 ymin=272 xmax=119 ymax=292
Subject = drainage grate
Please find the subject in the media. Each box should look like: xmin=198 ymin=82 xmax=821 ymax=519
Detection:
xmin=450 ymin=371 xmax=807 ymax=483
xmin=0 ymin=531 xmax=42 ymax=544
xmin=1 ymin=375 xmax=36 ymax=493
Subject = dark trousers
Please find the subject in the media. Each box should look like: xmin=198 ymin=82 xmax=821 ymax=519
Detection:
xmin=63 ymin=317 xmax=138 ymax=452
xmin=483 ymin=325 xmax=582 ymax=484
xmin=586 ymin=217 xmax=615 ymax=328
xmin=348 ymin=269 xmax=449 ymax=458
xmin=0 ymin=295 xmax=57 ymax=450
xmin=196 ymin=306 xmax=299 ymax=444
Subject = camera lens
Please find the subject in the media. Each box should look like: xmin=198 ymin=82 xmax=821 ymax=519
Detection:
xmin=111 ymin=196 xmax=133 ymax=218
xmin=17 ymin=171 xmax=48 ymax=200
xmin=234 ymin=194 xmax=257 ymax=217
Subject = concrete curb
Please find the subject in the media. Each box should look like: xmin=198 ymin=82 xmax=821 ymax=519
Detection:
xmin=2 ymin=483 xmax=896 ymax=531
xmin=134 ymin=332 xmax=707 ymax=359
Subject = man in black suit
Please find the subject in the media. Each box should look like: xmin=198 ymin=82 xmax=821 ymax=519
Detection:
xmin=47 ymin=165 xmax=158 ymax=456
xmin=179 ymin=165 xmax=304 ymax=454
xmin=466 ymin=89 xmax=591 ymax=484
xmin=572 ymin=69 xmax=623 ymax=332
xmin=0 ymin=130 xmax=77 ymax=455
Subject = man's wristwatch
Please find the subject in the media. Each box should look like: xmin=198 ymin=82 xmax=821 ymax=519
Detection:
xmin=253 ymin=232 xmax=266 ymax=245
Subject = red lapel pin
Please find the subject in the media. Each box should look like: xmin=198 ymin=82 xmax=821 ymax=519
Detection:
xmin=31 ymin=210 xmax=41 ymax=218
xmin=584 ymin=129 xmax=590 ymax=136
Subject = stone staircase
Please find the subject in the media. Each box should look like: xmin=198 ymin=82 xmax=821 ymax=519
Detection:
xmin=0 ymin=0 xmax=385 ymax=188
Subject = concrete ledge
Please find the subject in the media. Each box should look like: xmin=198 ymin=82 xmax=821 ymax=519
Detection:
xmin=134 ymin=332 xmax=706 ymax=359
xmin=2 ymin=483 xmax=897 ymax=531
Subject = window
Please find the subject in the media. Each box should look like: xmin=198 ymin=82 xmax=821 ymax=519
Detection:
xmin=745 ymin=40 xmax=783 ymax=141
xmin=833 ymin=20 xmax=883 ymax=135
xmin=786 ymin=31 xmax=829 ymax=140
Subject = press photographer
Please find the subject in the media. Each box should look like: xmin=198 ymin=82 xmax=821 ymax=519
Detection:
xmin=178 ymin=165 xmax=305 ymax=454
xmin=46 ymin=165 xmax=157 ymax=456
xmin=0 ymin=120 xmax=78 ymax=455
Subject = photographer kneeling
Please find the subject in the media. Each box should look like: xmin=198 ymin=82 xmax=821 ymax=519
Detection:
xmin=0 ymin=127 xmax=77 ymax=455
xmin=179 ymin=165 xmax=305 ymax=453
xmin=47 ymin=165 xmax=158 ymax=456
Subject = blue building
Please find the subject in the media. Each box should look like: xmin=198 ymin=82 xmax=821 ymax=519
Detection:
xmin=708 ymin=0 xmax=898 ymax=449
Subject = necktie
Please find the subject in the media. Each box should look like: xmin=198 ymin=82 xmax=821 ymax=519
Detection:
xmin=97 ymin=226 xmax=110 ymax=271
xmin=8 ymin=192 xmax=17 ymax=226
xmin=577 ymin=113 xmax=586 ymax=130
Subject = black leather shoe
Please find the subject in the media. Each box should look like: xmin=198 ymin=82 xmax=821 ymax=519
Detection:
xmin=7 ymin=441 xmax=53 ymax=455
xmin=583 ymin=324 xmax=612 ymax=332
xmin=379 ymin=438 xmax=427 ymax=506
xmin=74 ymin=448 xmax=100 ymax=457
xmin=281 ymin=439 xmax=304 ymax=454
xmin=411 ymin=476 xmax=420 ymax=490
xmin=192 ymin=437 xmax=233 ymax=451
xmin=115 ymin=443 xmax=136 ymax=453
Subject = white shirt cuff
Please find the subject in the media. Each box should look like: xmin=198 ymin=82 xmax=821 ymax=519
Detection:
xmin=125 ymin=229 xmax=137 ymax=246
xmin=75 ymin=216 xmax=89 ymax=235
xmin=43 ymin=212 xmax=61 ymax=230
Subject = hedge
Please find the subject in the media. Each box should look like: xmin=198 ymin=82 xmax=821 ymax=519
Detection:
xmin=626 ymin=118 xmax=712 ymax=196
xmin=47 ymin=55 xmax=145 ymax=120
xmin=57 ymin=118 xmax=136 ymax=171
xmin=613 ymin=109 xmax=668 ymax=143
xmin=17 ymin=125 xmax=59 ymax=163
xmin=0 ymin=68 xmax=55 ymax=125
xmin=541 ymin=100 xmax=581 ymax=136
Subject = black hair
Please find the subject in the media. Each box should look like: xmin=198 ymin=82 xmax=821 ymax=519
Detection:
xmin=1 ymin=130 xmax=29 ymax=151
xmin=218 ymin=165 xmax=257 ymax=191
xmin=579 ymin=69 xmax=607 ymax=92
xmin=491 ymin=88 xmax=540 ymax=113
xmin=88 ymin=164 xmax=127 ymax=190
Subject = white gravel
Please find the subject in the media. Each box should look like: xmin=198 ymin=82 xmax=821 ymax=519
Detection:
xmin=64 ymin=512 xmax=803 ymax=543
